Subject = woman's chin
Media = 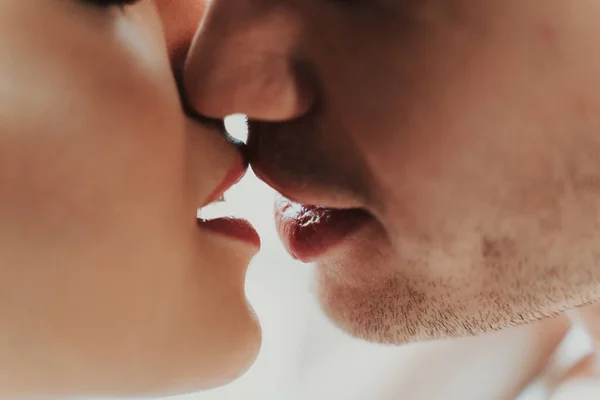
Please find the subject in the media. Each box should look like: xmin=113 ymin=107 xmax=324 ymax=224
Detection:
xmin=200 ymin=301 xmax=263 ymax=392
xmin=101 ymin=303 xmax=262 ymax=398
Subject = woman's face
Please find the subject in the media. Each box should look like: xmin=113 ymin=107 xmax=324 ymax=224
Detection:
xmin=0 ymin=0 xmax=260 ymax=396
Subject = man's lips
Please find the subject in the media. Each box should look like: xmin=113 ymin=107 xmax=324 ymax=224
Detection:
xmin=246 ymin=118 xmax=368 ymax=211
xmin=275 ymin=197 xmax=373 ymax=263
xmin=247 ymin=122 xmax=373 ymax=261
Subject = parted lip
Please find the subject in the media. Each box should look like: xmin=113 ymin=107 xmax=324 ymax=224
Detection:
xmin=188 ymin=111 xmax=258 ymax=250
xmin=184 ymin=110 xmax=248 ymax=208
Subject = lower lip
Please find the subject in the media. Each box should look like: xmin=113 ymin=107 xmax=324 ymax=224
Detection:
xmin=275 ymin=198 xmax=372 ymax=263
xmin=199 ymin=217 xmax=261 ymax=250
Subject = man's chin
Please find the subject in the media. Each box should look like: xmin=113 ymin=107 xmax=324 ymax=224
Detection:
xmin=314 ymin=272 xmax=504 ymax=344
xmin=311 ymin=247 xmax=592 ymax=345
xmin=309 ymin=227 xmax=434 ymax=344
xmin=314 ymin=270 xmax=436 ymax=344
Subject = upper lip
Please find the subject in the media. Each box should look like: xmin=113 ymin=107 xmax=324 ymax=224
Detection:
xmin=253 ymin=166 xmax=362 ymax=212
xmin=203 ymin=154 xmax=247 ymax=207
xmin=179 ymin=88 xmax=248 ymax=208
xmin=247 ymin=121 xmax=365 ymax=211
xmin=250 ymin=165 xmax=315 ymax=207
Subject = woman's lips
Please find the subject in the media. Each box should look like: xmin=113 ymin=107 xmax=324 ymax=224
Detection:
xmin=199 ymin=217 xmax=261 ymax=250
xmin=198 ymin=145 xmax=260 ymax=250
xmin=275 ymin=197 xmax=373 ymax=263
xmin=203 ymin=147 xmax=248 ymax=207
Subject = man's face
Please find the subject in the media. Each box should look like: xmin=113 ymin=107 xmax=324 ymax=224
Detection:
xmin=185 ymin=0 xmax=600 ymax=342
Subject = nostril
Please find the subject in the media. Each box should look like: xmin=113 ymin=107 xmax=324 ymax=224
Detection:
xmin=224 ymin=114 xmax=249 ymax=144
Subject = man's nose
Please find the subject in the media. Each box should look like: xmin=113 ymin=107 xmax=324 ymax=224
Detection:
xmin=183 ymin=2 xmax=315 ymax=122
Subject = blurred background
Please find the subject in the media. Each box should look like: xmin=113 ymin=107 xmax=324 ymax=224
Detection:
xmin=105 ymin=116 xmax=598 ymax=400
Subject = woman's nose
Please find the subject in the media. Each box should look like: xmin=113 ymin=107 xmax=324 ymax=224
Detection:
xmin=183 ymin=1 xmax=315 ymax=122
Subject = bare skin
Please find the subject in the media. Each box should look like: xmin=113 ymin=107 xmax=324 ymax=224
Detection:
xmin=184 ymin=0 xmax=600 ymax=343
xmin=0 ymin=1 xmax=260 ymax=397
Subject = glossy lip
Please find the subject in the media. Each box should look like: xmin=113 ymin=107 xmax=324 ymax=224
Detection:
xmin=187 ymin=111 xmax=259 ymax=250
xmin=251 ymin=148 xmax=374 ymax=262
xmin=197 ymin=154 xmax=260 ymax=250
xmin=275 ymin=197 xmax=372 ymax=262
xmin=199 ymin=217 xmax=261 ymax=249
